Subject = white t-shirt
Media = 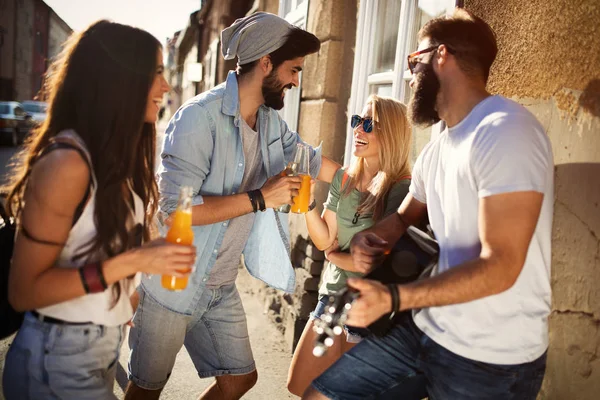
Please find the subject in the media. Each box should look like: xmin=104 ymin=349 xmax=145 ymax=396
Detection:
xmin=410 ymin=95 xmax=554 ymax=365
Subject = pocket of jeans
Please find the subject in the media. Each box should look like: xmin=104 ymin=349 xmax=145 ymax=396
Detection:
xmin=47 ymin=325 xmax=103 ymax=356
xmin=3 ymin=342 xmax=31 ymax=399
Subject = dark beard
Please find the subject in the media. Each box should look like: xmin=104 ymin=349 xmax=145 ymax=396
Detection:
xmin=408 ymin=62 xmax=441 ymax=127
xmin=262 ymin=70 xmax=291 ymax=110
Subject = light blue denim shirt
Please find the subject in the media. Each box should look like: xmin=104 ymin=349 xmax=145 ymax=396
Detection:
xmin=141 ymin=71 xmax=322 ymax=315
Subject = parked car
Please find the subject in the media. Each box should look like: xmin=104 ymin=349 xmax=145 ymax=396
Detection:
xmin=0 ymin=101 xmax=33 ymax=146
xmin=21 ymin=100 xmax=48 ymax=124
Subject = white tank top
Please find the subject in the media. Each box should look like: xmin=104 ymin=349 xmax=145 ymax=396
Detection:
xmin=37 ymin=131 xmax=143 ymax=326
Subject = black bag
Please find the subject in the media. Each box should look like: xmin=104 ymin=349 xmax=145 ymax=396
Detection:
xmin=0 ymin=199 xmax=23 ymax=339
xmin=0 ymin=139 xmax=91 ymax=339
xmin=360 ymin=226 xmax=438 ymax=336
xmin=313 ymin=226 xmax=438 ymax=354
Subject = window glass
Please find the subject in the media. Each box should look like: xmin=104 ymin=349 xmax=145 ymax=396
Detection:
xmin=370 ymin=83 xmax=393 ymax=97
xmin=14 ymin=106 xmax=25 ymax=117
xmin=371 ymin=0 xmax=402 ymax=74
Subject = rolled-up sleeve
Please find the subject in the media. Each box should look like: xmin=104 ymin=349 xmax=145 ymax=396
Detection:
xmin=279 ymin=116 xmax=322 ymax=179
xmin=158 ymin=103 xmax=214 ymax=214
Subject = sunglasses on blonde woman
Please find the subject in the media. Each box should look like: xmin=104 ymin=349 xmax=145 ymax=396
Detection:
xmin=350 ymin=115 xmax=373 ymax=133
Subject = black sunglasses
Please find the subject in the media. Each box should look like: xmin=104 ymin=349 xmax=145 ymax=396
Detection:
xmin=350 ymin=115 xmax=373 ymax=133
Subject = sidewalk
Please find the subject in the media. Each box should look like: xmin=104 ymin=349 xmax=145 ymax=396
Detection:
xmin=111 ymin=266 xmax=296 ymax=399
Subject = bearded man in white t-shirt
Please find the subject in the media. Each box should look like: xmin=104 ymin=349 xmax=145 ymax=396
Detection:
xmin=303 ymin=8 xmax=554 ymax=400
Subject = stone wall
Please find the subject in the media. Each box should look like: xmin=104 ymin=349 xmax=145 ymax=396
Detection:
xmin=465 ymin=1 xmax=600 ymax=398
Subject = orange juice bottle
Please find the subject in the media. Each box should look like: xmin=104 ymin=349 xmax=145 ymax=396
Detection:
xmin=161 ymin=186 xmax=194 ymax=291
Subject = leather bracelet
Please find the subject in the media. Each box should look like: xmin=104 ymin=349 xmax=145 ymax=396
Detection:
xmin=308 ymin=199 xmax=317 ymax=212
xmin=80 ymin=262 xmax=108 ymax=294
xmin=387 ymin=283 xmax=400 ymax=318
xmin=247 ymin=191 xmax=259 ymax=213
xmin=255 ymin=190 xmax=266 ymax=212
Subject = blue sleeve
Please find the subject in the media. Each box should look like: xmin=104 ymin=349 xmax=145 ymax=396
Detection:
xmin=158 ymin=103 xmax=214 ymax=214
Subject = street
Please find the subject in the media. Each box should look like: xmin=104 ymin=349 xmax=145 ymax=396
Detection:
xmin=0 ymin=139 xmax=296 ymax=399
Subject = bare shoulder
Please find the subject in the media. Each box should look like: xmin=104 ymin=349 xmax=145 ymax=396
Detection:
xmin=26 ymin=148 xmax=91 ymax=215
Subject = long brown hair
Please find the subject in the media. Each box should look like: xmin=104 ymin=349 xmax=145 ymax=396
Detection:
xmin=5 ymin=20 xmax=159 ymax=275
xmin=344 ymin=95 xmax=412 ymax=220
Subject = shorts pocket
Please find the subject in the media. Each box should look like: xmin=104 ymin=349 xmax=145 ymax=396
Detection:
xmin=47 ymin=325 xmax=104 ymax=356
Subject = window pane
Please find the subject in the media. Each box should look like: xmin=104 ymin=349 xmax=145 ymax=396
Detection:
xmin=370 ymin=83 xmax=393 ymax=97
xmin=371 ymin=0 xmax=402 ymax=74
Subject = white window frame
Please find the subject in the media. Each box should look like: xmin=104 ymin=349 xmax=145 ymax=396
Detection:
xmin=344 ymin=0 xmax=453 ymax=166
xmin=277 ymin=0 xmax=309 ymax=132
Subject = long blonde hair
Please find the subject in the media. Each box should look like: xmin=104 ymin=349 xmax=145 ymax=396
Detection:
xmin=344 ymin=95 xmax=412 ymax=220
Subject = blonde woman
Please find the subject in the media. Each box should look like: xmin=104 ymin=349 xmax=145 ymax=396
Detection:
xmin=287 ymin=95 xmax=412 ymax=396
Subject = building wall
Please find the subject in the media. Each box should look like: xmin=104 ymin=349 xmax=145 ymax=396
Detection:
xmin=48 ymin=11 xmax=71 ymax=62
xmin=14 ymin=0 xmax=34 ymax=101
xmin=0 ymin=0 xmax=16 ymax=100
xmin=465 ymin=1 xmax=600 ymax=399
xmin=31 ymin=0 xmax=49 ymax=97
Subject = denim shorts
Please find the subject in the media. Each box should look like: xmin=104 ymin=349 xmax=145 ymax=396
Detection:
xmin=312 ymin=313 xmax=547 ymax=400
xmin=310 ymin=296 xmax=368 ymax=343
xmin=128 ymin=283 xmax=255 ymax=390
xmin=2 ymin=312 xmax=125 ymax=400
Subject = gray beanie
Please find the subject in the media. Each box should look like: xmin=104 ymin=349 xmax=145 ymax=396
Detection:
xmin=221 ymin=12 xmax=294 ymax=65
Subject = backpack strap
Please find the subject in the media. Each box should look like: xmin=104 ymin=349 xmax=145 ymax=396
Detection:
xmin=341 ymin=170 xmax=349 ymax=189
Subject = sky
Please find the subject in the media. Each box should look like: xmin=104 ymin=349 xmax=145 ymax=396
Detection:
xmin=44 ymin=0 xmax=201 ymax=45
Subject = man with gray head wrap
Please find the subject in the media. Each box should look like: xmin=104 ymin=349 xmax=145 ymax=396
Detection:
xmin=126 ymin=11 xmax=342 ymax=400
xmin=221 ymin=12 xmax=295 ymax=65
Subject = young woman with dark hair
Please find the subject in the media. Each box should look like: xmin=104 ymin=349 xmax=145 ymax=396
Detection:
xmin=2 ymin=20 xmax=195 ymax=399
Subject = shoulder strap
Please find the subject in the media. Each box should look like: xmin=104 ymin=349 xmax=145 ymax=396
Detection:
xmin=341 ymin=170 xmax=349 ymax=189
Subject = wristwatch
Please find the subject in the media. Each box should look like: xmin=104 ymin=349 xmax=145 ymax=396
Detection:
xmin=308 ymin=199 xmax=317 ymax=212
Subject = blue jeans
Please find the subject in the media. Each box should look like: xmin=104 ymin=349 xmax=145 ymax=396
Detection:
xmin=3 ymin=312 xmax=124 ymax=400
xmin=312 ymin=314 xmax=546 ymax=400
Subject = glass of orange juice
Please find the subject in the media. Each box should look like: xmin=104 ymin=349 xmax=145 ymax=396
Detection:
xmin=290 ymin=144 xmax=311 ymax=214
xmin=161 ymin=186 xmax=194 ymax=291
